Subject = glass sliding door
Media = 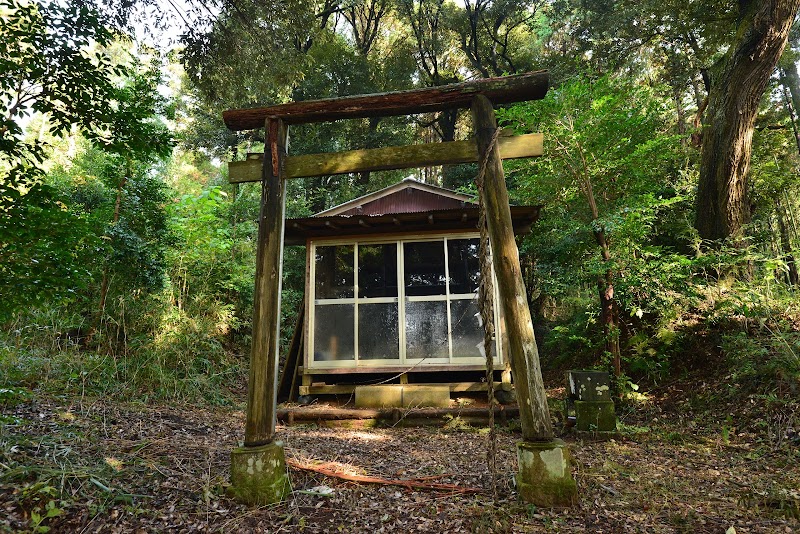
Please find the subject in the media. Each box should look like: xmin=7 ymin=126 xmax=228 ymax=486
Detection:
xmin=402 ymin=240 xmax=450 ymax=362
xmin=357 ymin=243 xmax=400 ymax=362
xmin=446 ymin=238 xmax=485 ymax=359
xmin=309 ymin=234 xmax=501 ymax=369
xmin=312 ymin=245 xmax=355 ymax=362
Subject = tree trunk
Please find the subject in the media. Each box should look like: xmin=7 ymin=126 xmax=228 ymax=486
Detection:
xmin=779 ymin=65 xmax=800 ymax=155
xmin=695 ymin=0 xmax=800 ymax=241
xmin=97 ymin=158 xmax=131 ymax=319
xmin=593 ymin=229 xmax=621 ymax=377
xmin=780 ymin=59 xmax=800 ymax=114
xmin=674 ymin=85 xmax=687 ymax=144
xmin=777 ymin=198 xmax=800 ymax=285
xmin=577 ymin=142 xmax=622 ymax=377
xmin=357 ymin=117 xmax=381 ymax=186
xmin=439 ymin=109 xmax=460 ymax=188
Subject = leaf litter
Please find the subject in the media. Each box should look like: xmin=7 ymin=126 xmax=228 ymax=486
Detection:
xmin=0 ymin=392 xmax=797 ymax=533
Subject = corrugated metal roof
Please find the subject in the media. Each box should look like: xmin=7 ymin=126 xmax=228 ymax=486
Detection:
xmin=339 ymin=188 xmax=472 ymax=215
xmin=284 ymin=206 xmax=541 ymax=245
xmin=315 ymin=178 xmax=474 ymax=216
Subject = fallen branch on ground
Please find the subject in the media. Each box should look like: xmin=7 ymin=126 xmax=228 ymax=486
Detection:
xmin=286 ymin=458 xmax=481 ymax=494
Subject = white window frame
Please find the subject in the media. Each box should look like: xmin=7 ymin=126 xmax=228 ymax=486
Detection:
xmin=307 ymin=232 xmax=503 ymax=370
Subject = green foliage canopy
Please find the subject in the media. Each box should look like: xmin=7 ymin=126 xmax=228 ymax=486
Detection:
xmin=0 ymin=0 xmax=125 ymax=182
xmin=500 ymin=76 xmax=696 ymax=373
xmin=0 ymin=0 xmax=174 ymax=321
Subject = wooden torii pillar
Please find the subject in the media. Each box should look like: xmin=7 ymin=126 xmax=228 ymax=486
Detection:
xmin=224 ymin=71 xmax=576 ymax=507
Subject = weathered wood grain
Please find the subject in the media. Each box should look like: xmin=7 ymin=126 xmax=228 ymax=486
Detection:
xmin=298 ymin=381 xmax=511 ymax=395
xmin=472 ymin=95 xmax=554 ymax=442
xmin=223 ymin=71 xmax=548 ymax=130
xmin=244 ymin=118 xmax=288 ymax=447
xmin=228 ymin=134 xmax=543 ymax=183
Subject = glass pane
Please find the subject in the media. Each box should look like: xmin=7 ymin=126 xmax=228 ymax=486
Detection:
xmin=315 ymin=245 xmax=354 ymax=299
xmin=450 ymin=299 xmax=485 ymax=359
xmin=447 ymin=238 xmax=480 ymax=295
xmin=358 ymin=303 xmax=399 ymax=359
xmin=358 ymin=244 xmax=398 ymax=298
xmin=313 ymin=304 xmax=355 ymax=361
xmin=405 ymin=301 xmax=449 ymax=359
xmin=404 ymin=241 xmax=446 ymax=296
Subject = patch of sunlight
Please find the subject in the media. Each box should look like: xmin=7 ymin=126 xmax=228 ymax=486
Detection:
xmin=350 ymin=431 xmax=388 ymax=442
xmin=623 ymin=389 xmax=650 ymax=404
xmin=153 ymin=306 xmax=195 ymax=348
xmin=57 ymin=411 xmax=76 ymax=422
xmin=604 ymin=441 xmax=636 ymax=454
xmin=104 ymin=457 xmax=124 ymax=471
xmin=213 ymin=304 xmax=235 ymax=336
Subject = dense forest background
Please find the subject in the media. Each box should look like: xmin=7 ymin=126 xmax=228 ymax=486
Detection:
xmin=2 ymin=0 xmax=799 ymax=410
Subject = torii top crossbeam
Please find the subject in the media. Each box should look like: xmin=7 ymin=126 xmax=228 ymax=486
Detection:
xmin=222 ymin=71 xmax=549 ymax=130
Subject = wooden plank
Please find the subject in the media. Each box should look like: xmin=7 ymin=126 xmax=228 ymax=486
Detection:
xmin=288 ymin=335 xmax=302 ymax=402
xmin=228 ymin=160 xmax=263 ymax=183
xmin=305 ymin=364 xmax=490 ymax=374
xmin=472 ymin=95 xmax=554 ymax=442
xmin=228 ymin=134 xmax=543 ymax=183
xmin=303 ymin=244 xmax=312 ymax=378
xmin=223 ymin=71 xmax=548 ymax=130
xmin=276 ymin=406 xmax=519 ymax=422
xmin=299 ymin=382 xmax=506 ymax=395
xmin=285 ymin=134 xmax=543 ymax=178
xmin=244 ymin=118 xmax=288 ymax=447
xmin=277 ymin=299 xmax=305 ymax=403
xmin=283 ymin=207 xmax=541 ymax=245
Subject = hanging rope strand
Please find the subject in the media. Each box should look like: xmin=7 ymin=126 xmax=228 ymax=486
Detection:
xmin=476 ymin=126 xmax=501 ymax=499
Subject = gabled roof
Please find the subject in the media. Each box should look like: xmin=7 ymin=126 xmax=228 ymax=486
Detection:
xmin=284 ymin=178 xmax=541 ymax=245
xmin=285 ymin=205 xmax=541 ymax=245
xmin=315 ymin=178 xmax=474 ymax=217
xmin=283 ymin=178 xmax=541 ymax=245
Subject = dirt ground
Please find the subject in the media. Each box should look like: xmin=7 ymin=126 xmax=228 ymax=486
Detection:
xmin=1 ymin=391 xmax=798 ymax=533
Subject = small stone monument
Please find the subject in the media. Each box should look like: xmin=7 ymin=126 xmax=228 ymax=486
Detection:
xmin=565 ymin=370 xmax=618 ymax=439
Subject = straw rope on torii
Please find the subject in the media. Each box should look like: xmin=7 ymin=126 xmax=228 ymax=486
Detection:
xmin=476 ymin=125 xmax=501 ymax=497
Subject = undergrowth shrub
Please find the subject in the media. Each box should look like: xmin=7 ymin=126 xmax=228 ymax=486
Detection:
xmin=721 ymin=326 xmax=800 ymax=398
xmin=0 ymin=290 xmax=246 ymax=405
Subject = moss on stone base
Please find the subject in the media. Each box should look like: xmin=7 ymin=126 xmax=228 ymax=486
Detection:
xmin=230 ymin=442 xmax=291 ymax=505
xmin=574 ymin=400 xmax=617 ymax=432
xmin=516 ymin=439 xmax=578 ymax=507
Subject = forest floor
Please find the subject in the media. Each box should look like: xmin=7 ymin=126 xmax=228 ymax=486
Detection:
xmin=1 ymin=384 xmax=798 ymax=533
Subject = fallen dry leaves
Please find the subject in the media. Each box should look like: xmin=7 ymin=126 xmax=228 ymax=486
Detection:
xmin=0 ymin=393 xmax=797 ymax=533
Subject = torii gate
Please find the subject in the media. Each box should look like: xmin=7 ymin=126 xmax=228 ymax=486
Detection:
xmin=223 ymin=71 xmax=577 ymax=507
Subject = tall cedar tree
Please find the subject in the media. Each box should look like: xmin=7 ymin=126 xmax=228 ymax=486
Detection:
xmin=696 ymin=0 xmax=800 ymax=241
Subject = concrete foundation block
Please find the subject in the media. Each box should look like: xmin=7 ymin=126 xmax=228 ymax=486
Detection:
xmin=402 ymin=385 xmax=450 ymax=408
xmin=516 ymin=439 xmax=578 ymax=507
xmin=355 ymin=385 xmax=451 ymax=408
xmin=355 ymin=385 xmax=403 ymax=408
xmin=574 ymin=400 xmax=617 ymax=432
xmin=230 ymin=442 xmax=291 ymax=505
